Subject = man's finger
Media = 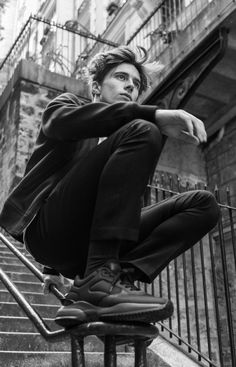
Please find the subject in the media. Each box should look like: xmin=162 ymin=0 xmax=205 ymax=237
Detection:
xmin=185 ymin=112 xmax=207 ymax=143
xmin=180 ymin=130 xmax=200 ymax=145
xmin=181 ymin=114 xmax=195 ymax=137
xmin=193 ymin=118 xmax=206 ymax=143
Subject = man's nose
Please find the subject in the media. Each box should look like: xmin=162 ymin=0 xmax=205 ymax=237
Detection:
xmin=125 ymin=79 xmax=134 ymax=92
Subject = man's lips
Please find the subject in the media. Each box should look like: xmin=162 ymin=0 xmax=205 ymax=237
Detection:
xmin=119 ymin=93 xmax=132 ymax=101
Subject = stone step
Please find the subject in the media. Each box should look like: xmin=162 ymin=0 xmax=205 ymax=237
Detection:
xmin=0 ymin=331 xmax=70 ymax=352
xmin=5 ymin=271 xmax=41 ymax=282
xmin=0 ymin=351 xmax=135 ymax=367
xmin=0 ymin=280 xmax=43 ymax=292
xmin=0 ymin=263 xmax=40 ymax=273
xmin=0 ymin=330 xmax=126 ymax=353
xmin=0 ymin=289 xmax=61 ymax=305
xmin=0 ymin=243 xmax=25 ymax=251
xmin=0 ymin=302 xmax=59 ymax=318
xmin=0 ymin=317 xmax=126 ymax=352
xmin=0 ymin=250 xmax=33 ymax=259
xmin=0 ymin=316 xmax=60 ymax=332
xmin=0 ymin=257 xmax=40 ymax=266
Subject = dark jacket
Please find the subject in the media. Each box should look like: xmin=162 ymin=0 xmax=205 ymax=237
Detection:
xmin=0 ymin=92 xmax=157 ymax=243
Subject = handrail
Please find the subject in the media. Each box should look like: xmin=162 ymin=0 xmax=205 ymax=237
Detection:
xmin=0 ymin=15 xmax=32 ymax=71
xmin=0 ymin=232 xmax=65 ymax=301
xmin=126 ymin=1 xmax=165 ymax=45
xmin=158 ymin=321 xmax=218 ymax=367
xmin=0 ymin=267 xmax=69 ymax=341
xmin=30 ymin=15 xmax=119 ymax=47
xmin=0 ymin=232 xmax=159 ymax=367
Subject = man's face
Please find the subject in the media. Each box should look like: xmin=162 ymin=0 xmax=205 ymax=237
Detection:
xmin=96 ymin=63 xmax=141 ymax=104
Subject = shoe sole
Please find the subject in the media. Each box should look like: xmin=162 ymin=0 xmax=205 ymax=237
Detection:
xmin=100 ymin=300 xmax=174 ymax=323
xmin=55 ymin=300 xmax=174 ymax=327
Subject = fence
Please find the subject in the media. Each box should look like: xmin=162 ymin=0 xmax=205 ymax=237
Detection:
xmin=0 ymin=14 xmax=117 ymax=95
xmin=1 ymin=1 xmax=235 ymax=96
xmin=126 ymin=0 xmax=235 ymax=80
xmin=143 ymin=181 xmax=236 ymax=367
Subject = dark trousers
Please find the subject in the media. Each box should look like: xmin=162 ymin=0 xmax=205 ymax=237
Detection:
xmin=25 ymin=120 xmax=220 ymax=282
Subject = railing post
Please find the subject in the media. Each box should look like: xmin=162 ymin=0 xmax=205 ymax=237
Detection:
xmin=104 ymin=335 xmax=117 ymax=367
xmin=71 ymin=336 xmax=85 ymax=367
xmin=134 ymin=339 xmax=148 ymax=367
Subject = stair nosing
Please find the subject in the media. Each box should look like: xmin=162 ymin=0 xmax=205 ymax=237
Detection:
xmin=4 ymin=271 xmax=40 ymax=275
xmin=0 ymin=301 xmax=59 ymax=307
xmin=0 ymin=315 xmax=55 ymax=321
xmin=0 ymin=290 xmax=48 ymax=296
xmin=0 ymin=280 xmax=41 ymax=285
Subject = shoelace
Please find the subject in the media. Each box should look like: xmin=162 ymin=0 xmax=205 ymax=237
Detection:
xmin=101 ymin=266 xmax=140 ymax=291
xmin=100 ymin=267 xmax=121 ymax=287
xmin=120 ymin=269 xmax=140 ymax=291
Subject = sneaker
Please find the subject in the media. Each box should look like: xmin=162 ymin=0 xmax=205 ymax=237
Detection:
xmin=55 ymin=260 xmax=173 ymax=327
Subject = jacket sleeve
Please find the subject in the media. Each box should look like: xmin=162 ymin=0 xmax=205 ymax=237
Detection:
xmin=42 ymin=93 xmax=157 ymax=141
xmin=42 ymin=266 xmax=61 ymax=276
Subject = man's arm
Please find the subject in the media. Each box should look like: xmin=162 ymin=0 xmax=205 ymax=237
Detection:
xmin=155 ymin=109 xmax=207 ymax=145
xmin=42 ymin=93 xmax=157 ymax=141
xmin=42 ymin=93 xmax=206 ymax=145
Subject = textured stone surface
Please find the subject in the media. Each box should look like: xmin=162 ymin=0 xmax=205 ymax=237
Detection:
xmin=205 ymin=118 xmax=236 ymax=205
xmin=158 ymin=137 xmax=207 ymax=187
xmin=0 ymin=87 xmax=19 ymax=210
xmin=0 ymin=61 xmax=89 ymax=213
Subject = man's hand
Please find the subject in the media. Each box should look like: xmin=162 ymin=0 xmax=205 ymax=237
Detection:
xmin=42 ymin=274 xmax=65 ymax=294
xmin=155 ymin=109 xmax=207 ymax=145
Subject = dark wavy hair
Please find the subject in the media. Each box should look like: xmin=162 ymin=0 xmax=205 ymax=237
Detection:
xmin=87 ymin=46 xmax=149 ymax=96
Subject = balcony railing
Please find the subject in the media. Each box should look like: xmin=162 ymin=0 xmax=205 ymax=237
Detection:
xmin=0 ymin=14 xmax=118 ymax=95
xmin=126 ymin=0 xmax=236 ymax=83
xmin=1 ymin=1 xmax=235 ymax=97
xmin=143 ymin=181 xmax=236 ymax=367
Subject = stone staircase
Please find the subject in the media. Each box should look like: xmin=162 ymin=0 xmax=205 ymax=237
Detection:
xmin=0 ymin=233 xmax=165 ymax=367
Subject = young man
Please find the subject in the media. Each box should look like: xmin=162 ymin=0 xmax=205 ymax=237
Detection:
xmin=0 ymin=46 xmax=220 ymax=326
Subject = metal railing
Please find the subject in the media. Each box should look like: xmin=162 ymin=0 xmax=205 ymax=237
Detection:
xmin=0 ymin=231 xmax=159 ymax=367
xmin=0 ymin=14 xmax=118 ymax=95
xmin=0 ymin=183 xmax=235 ymax=366
xmin=126 ymin=0 xmax=236 ymax=82
xmin=141 ymin=181 xmax=236 ymax=367
xmin=1 ymin=1 xmax=235 ymax=97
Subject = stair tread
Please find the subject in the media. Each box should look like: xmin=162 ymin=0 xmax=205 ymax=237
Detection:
xmin=0 ymin=289 xmax=46 ymax=295
xmin=0 ymin=350 xmax=131 ymax=354
xmin=0 ymin=315 xmax=55 ymax=320
xmin=0 ymin=280 xmax=41 ymax=286
xmin=0 ymin=301 xmax=59 ymax=307
xmin=0 ymin=232 xmax=135 ymax=366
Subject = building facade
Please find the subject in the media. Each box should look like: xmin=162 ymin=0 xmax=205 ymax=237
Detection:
xmin=0 ymin=1 xmax=235 ymax=366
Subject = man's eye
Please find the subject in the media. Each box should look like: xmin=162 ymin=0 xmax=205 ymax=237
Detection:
xmin=134 ymin=81 xmax=140 ymax=90
xmin=117 ymin=74 xmax=126 ymax=80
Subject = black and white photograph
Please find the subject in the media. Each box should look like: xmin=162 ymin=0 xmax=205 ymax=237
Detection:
xmin=0 ymin=1 xmax=235 ymax=366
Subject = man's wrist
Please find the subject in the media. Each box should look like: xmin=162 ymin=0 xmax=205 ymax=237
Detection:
xmin=154 ymin=109 xmax=168 ymax=132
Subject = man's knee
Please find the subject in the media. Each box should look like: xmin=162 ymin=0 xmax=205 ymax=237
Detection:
xmin=193 ymin=190 xmax=220 ymax=227
xmin=129 ymin=119 xmax=163 ymax=148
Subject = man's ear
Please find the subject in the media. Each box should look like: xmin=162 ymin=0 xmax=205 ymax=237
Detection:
xmin=92 ymin=81 xmax=101 ymax=96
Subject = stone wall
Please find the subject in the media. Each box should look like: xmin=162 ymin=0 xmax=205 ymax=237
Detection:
xmin=0 ymin=59 xmax=90 ymax=211
xmin=0 ymin=82 xmax=60 ymax=210
xmin=205 ymin=118 xmax=236 ymax=206
xmin=16 ymin=82 xmax=59 ymax=183
xmin=213 ymin=226 xmax=236 ymax=367
xmin=0 ymin=85 xmax=20 ymax=208
xmin=154 ymin=136 xmax=207 ymax=189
